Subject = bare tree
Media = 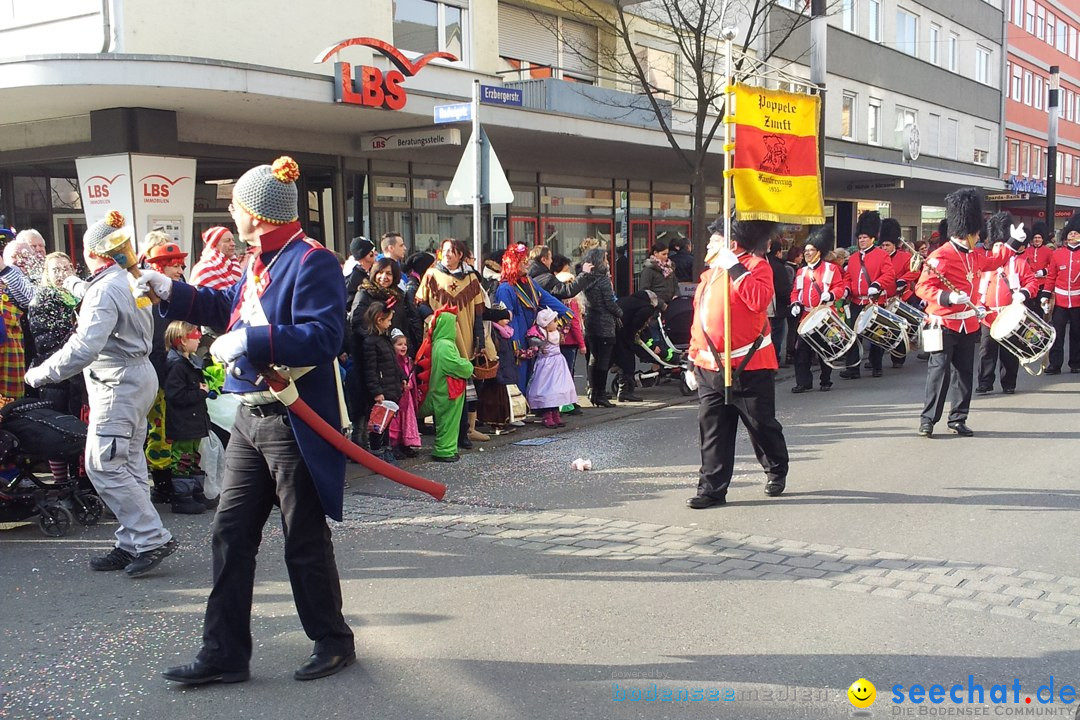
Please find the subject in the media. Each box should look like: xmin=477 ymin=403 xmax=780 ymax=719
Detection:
xmin=539 ymin=0 xmax=816 ymax=271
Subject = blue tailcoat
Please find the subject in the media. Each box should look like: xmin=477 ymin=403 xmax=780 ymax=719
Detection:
xmin=165 ymin=224 xmax=348 ymax=520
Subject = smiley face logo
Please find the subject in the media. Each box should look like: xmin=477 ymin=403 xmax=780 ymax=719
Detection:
xmin=848 ymin=678 xmax=876 ymax=709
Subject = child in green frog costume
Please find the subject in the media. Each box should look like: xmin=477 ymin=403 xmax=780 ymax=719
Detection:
xmin=418 ymin=310 xmax=474 ymax=463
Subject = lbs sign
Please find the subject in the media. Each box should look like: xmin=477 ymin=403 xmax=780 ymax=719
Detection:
xmin=315 ymin=37 xmax=457 ymax=111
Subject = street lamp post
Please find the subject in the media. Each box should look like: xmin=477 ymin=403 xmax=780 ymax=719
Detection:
xmin=1047 ymin=65 xmax=1060 ymax=236
xmin=810 ymin=0 xmax=827 ymax=194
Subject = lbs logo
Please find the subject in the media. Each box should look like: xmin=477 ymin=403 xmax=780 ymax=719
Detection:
xmin=315 ymin=37 xmax=457 ymax=111
xmin=139 ymin=174 xmax=190 ymax=203
xmin=84 ymin=174 xmax=125 ymax=203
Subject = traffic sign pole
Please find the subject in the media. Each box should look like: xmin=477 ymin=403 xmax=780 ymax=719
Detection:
xmin=472 ymin=79 xmax=482 ymax=268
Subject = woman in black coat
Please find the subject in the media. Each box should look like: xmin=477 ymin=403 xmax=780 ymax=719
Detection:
xmin=350 ymin=257 xmax=423 ymax=355
xmin=580 ymin=248 xmax=623 ymax=407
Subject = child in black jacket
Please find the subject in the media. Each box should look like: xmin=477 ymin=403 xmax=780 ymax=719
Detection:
xmin=362 ymin=302 xmax=404 ymax=462
xmin=163 ymin=321 xmax=211 ymax=514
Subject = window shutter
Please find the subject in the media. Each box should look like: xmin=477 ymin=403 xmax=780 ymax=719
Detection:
xmin=561 ymin=18 xmax=597 ymax=75
xmin=499 ymin=4 xmax=558 ymax=67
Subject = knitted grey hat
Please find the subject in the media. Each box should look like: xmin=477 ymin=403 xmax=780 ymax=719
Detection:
xmin=84 ymin=210 xmax=126 ymax=255
xmin=233 ymin=156 xmax=300 ymax=224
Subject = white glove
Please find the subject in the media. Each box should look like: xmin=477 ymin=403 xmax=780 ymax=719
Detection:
xmin=712 ymin=247 xmax=740 ymax=271
xmin=867 ymin=285 xmax=881 ymax=298
xmin=24 ymin=366 xmax=49 ymax=389
xmin=1035 ymin=269 xmax=1047 ymax=278
xmin=62 ymin=274 xmax=88 ymax=300
xmin=1011 ymin=291 xmax=1027 ymax=305
xmin=948 ymin=291 xmax=970 ymax=306
xmin=135 ymin=269 xmax=173 ymax=300
xmin=209 ymin=329 xmax=249 ymax=365
xmin=790 ymin=303 xmax=802 ymax=317
xmin=820 ymin=291 xmax=833 ymax=303
xmin=1010 ymin=223 xmax=1027 ymax=244
xmin=1041 ymin=298 xmax=1052 ymax=315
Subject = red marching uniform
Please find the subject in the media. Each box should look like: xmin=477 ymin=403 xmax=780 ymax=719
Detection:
xmin=916 ymin=241 xmax=1017 ymax=334
xmin=690 ymin=252 xmax=777 ymax=372
xmin=845 ymin=246 xmax=897 ymax=304
xmin=1042 ymin=241 xmax=1080 ymax=373
xmin=976 ymin=254 xmax=1039 ymax=326
xmin=888 ymin=248 xmax=919 ymax=302
xmin=1044 ymin=244 xmax=1080 ymax=310
xmin=790 ymin=261 xmax=846 ymax=309
xmin=1021 ymin=244 xmax=1055 ymax=292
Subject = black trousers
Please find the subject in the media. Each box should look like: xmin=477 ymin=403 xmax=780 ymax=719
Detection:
xmin=844 ymin=304 xmax=884 ymax=373
xmin=921 ymin=328 xmax=977 ymax=425
xmin=695 ymin=368 xmax=789 ymax=499
xmin=793 ymin=333 xmax=832 ymax=388
xmin=586 ymin=335 xmax=615 ymax=400
xmin=612 ymin=333 xmax=637 ymax=388
xmin=197 ymin=407 xmax=354 ymax=670
xmin=978 ymin=327 xmax=1019 ymax=391
xmin=1048 ymin=305 xmax=1080 ymax=371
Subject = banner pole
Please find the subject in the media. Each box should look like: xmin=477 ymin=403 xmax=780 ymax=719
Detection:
xmin=722 ymin=33 xmax=735 ymax=405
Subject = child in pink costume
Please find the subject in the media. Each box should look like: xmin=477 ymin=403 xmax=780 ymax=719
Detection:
xmin=388 ymin=329 xmax=422 ymax=457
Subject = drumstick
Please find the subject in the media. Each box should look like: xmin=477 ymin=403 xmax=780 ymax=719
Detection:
xmin=899 ymin=238 xmax=986 ymax=320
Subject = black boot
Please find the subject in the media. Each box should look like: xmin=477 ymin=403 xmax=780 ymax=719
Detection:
xmin=171 ymin=476 xmax=206 ymax=515
xmin=150 ymin=468 xmax=173 ymax=504
xmin=190 ymin=473 xmax=218 ymax=509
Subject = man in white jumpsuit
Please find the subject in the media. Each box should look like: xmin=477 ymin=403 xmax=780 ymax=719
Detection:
xmin=25 ymin=211 xmax=175 ymax=577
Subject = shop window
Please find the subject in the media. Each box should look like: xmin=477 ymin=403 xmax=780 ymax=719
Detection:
xmin=541 ymin=186 xmax=614 ymax=217
xmin=412 ymin=178 xmax=456 ymax=212
xmin=373 ymin=179 xmax=410 ymax=208
xmin=48 ymin=178 xmax=81 ymax=211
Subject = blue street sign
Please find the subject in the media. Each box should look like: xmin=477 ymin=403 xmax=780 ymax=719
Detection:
xmin=479 ymin=85 xmax=523 ymax=107
xmin=434 ymin=103 xmax=473 ymax=123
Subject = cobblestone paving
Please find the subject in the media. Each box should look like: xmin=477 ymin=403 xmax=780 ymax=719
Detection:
xmin=343 ymin=495 xmax=1080 ymax=628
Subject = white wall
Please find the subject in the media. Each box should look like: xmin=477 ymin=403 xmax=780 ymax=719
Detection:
xmin=0 ymin=0 xmax=104 ymax=56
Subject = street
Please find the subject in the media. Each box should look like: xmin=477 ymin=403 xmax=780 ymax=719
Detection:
xmin=2 ymin=360 xmax=1080 ymax=720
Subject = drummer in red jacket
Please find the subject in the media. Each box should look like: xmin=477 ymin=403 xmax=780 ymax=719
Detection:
xmin=789 ymin=224 xmax=846 ymax=393
xmin=916 ymin=189 xmax=1024 ymax=437
xmin=1041 ymin=212 xmax=1080 ymax=374
xmin=686 ymin=217 xmax=789 ymax=509
xmin=975 ymin=212 xmax=1039 ymax=395
xmin=841 ymin=210 xmax=896 ymax=378
xmin=1022 ymin=221 xmax=1055 ymax=296
xmin=880 ymin=217 xmax=919 ymax=368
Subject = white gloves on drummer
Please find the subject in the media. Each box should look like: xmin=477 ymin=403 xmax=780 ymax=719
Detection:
xmin=135 ymin=269 xmax=174 ymax=300
xmin=1010 ymin=223 xmax=1027 ymax=244
xmin=820 ymin=291 xmax=833 ymax=303
xmin=1041 ymin=297 xmax=1053 ymax=315
xmin=210 ymin=329 xmax=249 ymax=365
xmin=1011 ymin=290 xmax=1028 ymax=305
xmin=1035 ymin=269 xmax=1048 ymax=278
xmin=946 ymin=291 xmax=971 ymax=306
xmin=790 ymin=303 xmax=802 ymax=317
xmin=867 ymin=285 xmax=881 ymax=298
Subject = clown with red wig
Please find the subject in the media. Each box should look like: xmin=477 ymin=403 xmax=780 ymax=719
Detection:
xmin=493 ymin=243 xmax=571 ymax=392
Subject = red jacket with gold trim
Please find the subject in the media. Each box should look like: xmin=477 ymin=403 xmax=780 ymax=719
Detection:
xmin=689 ymin=253 xmax=777 ymax=372
xmin=916 ymin=240 xmax=1017 ymax=333
xmin=790 ymin=260 xmax=845 ymax=310
xmin=845 ymin=246 xmax=896 ymax=305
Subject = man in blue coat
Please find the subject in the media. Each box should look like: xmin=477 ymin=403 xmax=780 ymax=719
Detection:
xmin=146 ymin=157 xmax=355 ymax=685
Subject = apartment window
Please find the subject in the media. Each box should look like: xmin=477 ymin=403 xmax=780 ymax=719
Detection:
xmin=1022 ymin=142 xmax=1031 ymax=175
xmin=974 ymin=127 xmax=991 ymax=166
xmin=1009 ymin=140 xmax=1020 ymax=175
xmin=1067 ymin=90 xmax=1075 ymax=121
xmin=1037 ymin=4 xmax=1045 ymax=40
xmin=841 ymin=0 xmax=855 ymax=32
xmin=635 ymin=45 xmax=678 ymax=98
xmin=1025 ymin=0 xmax=1034 ymax=33
xmin=929 ymin=24 xmax=940 ymax=65
xmin=1057 ymin=19 xmax=1068 ymax=52
xmin=500 ymin=5 xmax=599 ymax=83
xmin=1035 ymin=75 xmax=1043 ymax=110
xmin=868 ymin=0 xmax=881 ymax=42
xmin=1075 ymin=157 xmax=1080 ymax=186
xmin=897 ymin=9 xmax=918 ymax=56
xmin=1024 ymin=70 xmax=1033 ymax=105
xmin=926 ymin=113 xmax=941 ymax=156
xmin=1066 ymin=152 xmax=1073 ymax=185
xmin=841 ymin=92 xmax=857 ymax=140
xmin=1033 ymin=145 xmax=1042 ymax=178
xmin=948 ymin=34 xmax=958 ymax=71
xmin=868 ymin=98 xmax=882 ymax=145
xmin=975 ymin=46 xmax=991 ymax=85
xmin=1012 ymin=0 xmax=1024 ymax=26
xmin=1012 ymin=64 xmax=1023 ymax=99
xmin=942 ymin=118 xmax=958 ymax=160
xmin=1047 ymin=13 xmax=1055 ymax=47
xmin=1076 ymin=95 xmax=1080 ymax=120
xmin=1058 ymin=153 xmax=1064 ymax=183
xmin=393 ymin=0 xmax=468 ymax=61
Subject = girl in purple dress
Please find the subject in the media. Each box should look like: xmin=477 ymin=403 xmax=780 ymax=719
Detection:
xmin=526 ymin=308 xmax=578 ymax=428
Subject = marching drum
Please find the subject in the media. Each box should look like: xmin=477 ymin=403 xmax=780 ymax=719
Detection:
xmin=854 ymin=304 xmax=909 ymax=351
xmin=990 ymin=303 xmax=1056 ymax=372
xmin=886 ymin=297 xmax=926 ymax=344
xmin=797 ymin=306 xmax=858 ymax=369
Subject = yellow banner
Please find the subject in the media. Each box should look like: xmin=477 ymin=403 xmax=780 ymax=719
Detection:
xmin=732 ymin=84 xmax=825 ymax=225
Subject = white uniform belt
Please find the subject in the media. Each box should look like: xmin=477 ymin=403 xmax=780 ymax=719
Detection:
xmin=942 ymin=310 xmax=975 ymax=320
xmin=1054 ymin=288 xmax=1080 ymax=297
xmin=699 ymin=333 xmax=772 ymax=366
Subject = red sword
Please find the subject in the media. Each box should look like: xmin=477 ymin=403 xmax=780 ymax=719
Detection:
xmin=259 ymin=366 xmax=446 ymax=501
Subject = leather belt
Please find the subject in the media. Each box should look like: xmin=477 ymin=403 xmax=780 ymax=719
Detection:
xmin=246 ymin=402 xmax=288 ymax=417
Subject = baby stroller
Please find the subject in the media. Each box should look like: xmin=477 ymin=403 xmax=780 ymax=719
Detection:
xmin=0 ymin=399 xmax=102 ymax=537
xmin=611 ymin=295 xmax=696 ymax=397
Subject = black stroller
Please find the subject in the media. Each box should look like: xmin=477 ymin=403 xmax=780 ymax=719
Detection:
xmin=612 ymin=293 xmax=696 ymax=397
xmin=0 ymin=399 xmax=102 ymax=537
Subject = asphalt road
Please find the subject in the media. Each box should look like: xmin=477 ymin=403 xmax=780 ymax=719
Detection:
xmin=2 ymin=356 xmax=1079 ymax=720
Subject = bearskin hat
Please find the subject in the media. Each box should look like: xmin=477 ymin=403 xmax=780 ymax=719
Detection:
xmin=730 ymin=220 xmax=779 ymax=255
xmin=986 ymin=211 xmax=1013 ymax=246
xmin=879 ymin=218 xmax=901 ymax=245
xmin=805 ymin=224 xmax=834 ymax=253
xmin=855 ymin=210 xmax=881 ymax=239
xmin=1060 ymin=211 xmax=1080 ymax=241
xmin=945 ymin=187 xmax=983 ymax=240
xmin=1030 ymin=221 xmax=1050 ymax=243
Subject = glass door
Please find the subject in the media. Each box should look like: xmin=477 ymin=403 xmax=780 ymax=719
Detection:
xmin=53 ymin=214 xmax=88 ymax=265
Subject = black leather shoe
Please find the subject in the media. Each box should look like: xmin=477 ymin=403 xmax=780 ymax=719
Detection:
xmin=1072 ymin=368 xmax=1080 ymax=374
xmin=891 ymin=361 xmax=904 ymax=368
xmin=591 ymin=397 xmax=615 ymax=408
xmin=764 ymin=481 xmax=786 ymax=497
xmin=431 ymin=454 xmax=460 ymax=463
xmin=975 ymin=386 xmax=992 ymax=395
xmin=457 ymin=435 xmax=473 ymax=450
xmin=294 ymin=652 xmax=356 ymax=681
xmin=617 ymin=392 xmax=643 ymax=402
xmin=819 ymin=383 xmax=833 ymax=392
xmin=1002 ymin=387 xmax=1016 ymax=394
xmin=790 ymin=385 xmax=812 ymax=394
xmin=686 ymin=495 xmax=726 ymax=509
xmin=871 ymin=370 xmax=883 ymax=378
xmin=838 ymin=369 xmax=860 ymax=379
xmin=1045 ymin=367 xmax=1061 ymax=375
xmin=917 ymin=423 xmax=933 ymax=437
xmin=162 ymin=659 xmax=250 ymax=685
xmin=948 ymin=422 xmax=974 ymax=437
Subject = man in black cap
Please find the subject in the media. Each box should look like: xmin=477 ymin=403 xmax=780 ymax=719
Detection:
xmin=345 ymin=236 xmax=375 ymax=310
xmin=840 ymin=210 xmax=896 ymax=378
